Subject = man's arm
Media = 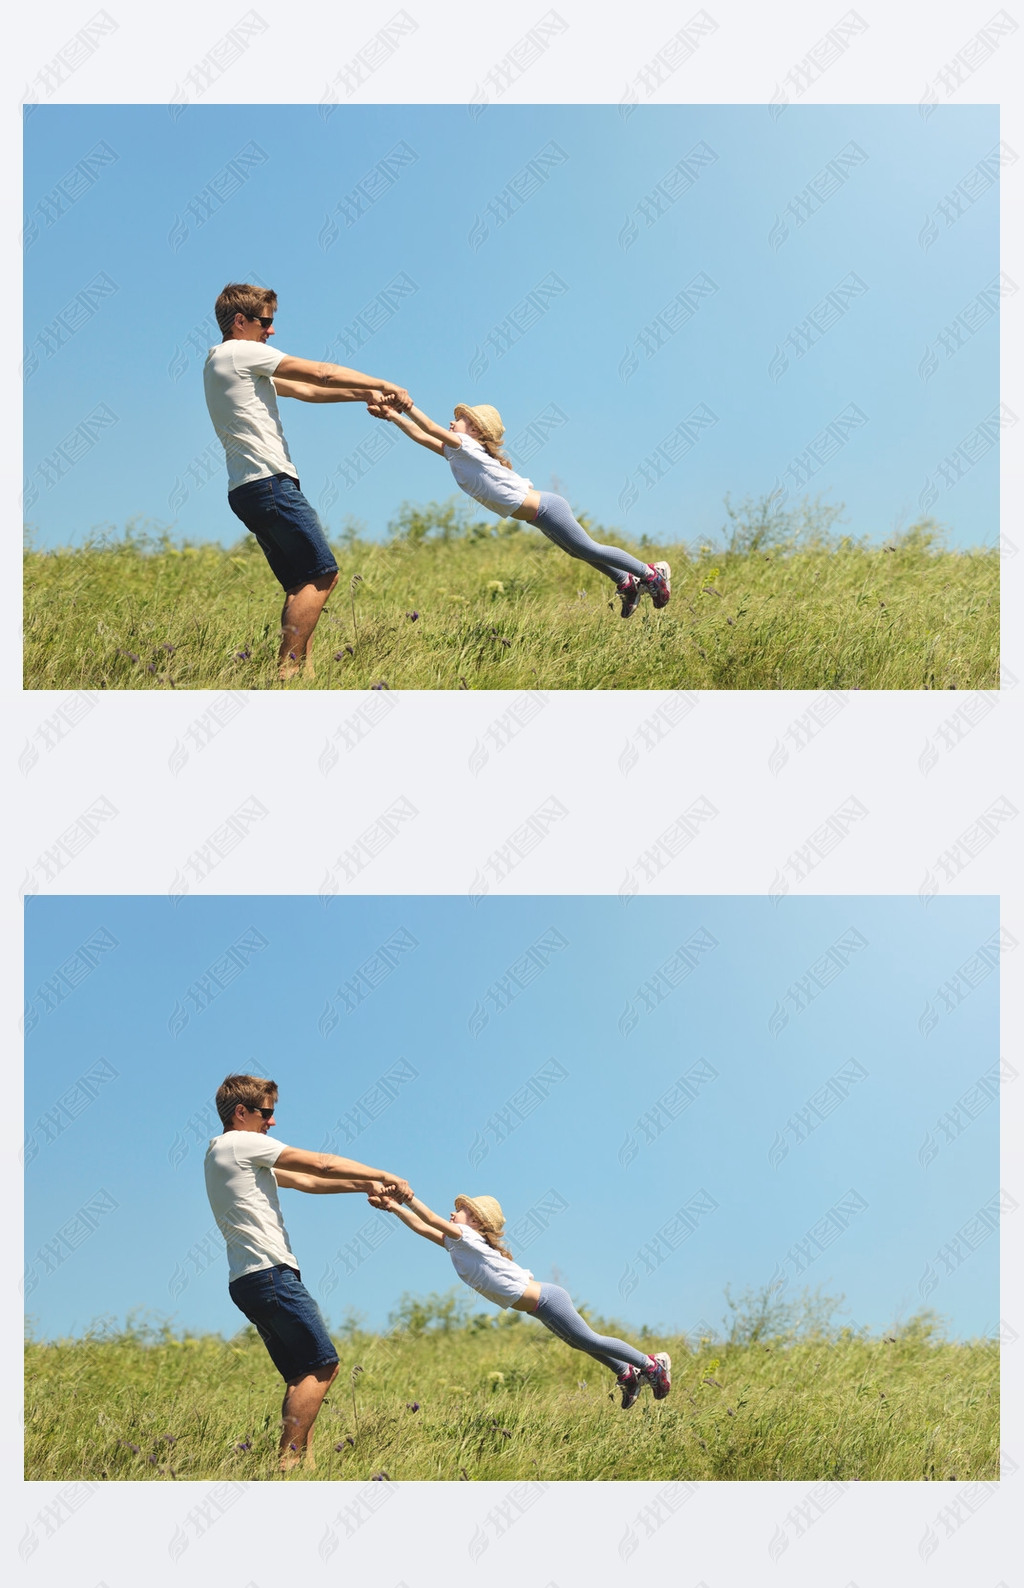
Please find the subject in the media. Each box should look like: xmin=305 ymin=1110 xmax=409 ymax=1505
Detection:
xmin=272 ymin=355 xmax=410 ymax=409
xmin=272 ymin=379 xmax=386 ymax=404
xmin=273 ymin=1145 xmax=411 ymax=1200
xmin=274 ymin=1169 xmax=385 ymax=1194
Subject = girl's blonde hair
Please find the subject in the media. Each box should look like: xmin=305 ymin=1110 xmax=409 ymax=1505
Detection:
xmin=475 ymin=434 xmax=513 ymax=470
xmin=477 ymin=1226 xmax=514 ymax=1261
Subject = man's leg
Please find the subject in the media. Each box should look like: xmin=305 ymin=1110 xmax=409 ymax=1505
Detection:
xmin=279 ymin=1360 xmax=340 ymax=1470
xmin=279 ymin=571 xmax=339 ymax=680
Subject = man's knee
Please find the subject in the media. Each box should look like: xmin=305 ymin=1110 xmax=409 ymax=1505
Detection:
xmin=285 ymin=1359 xmax=339 ymax=1390
xmin=284 ymin=571 xmax=338 ymax=599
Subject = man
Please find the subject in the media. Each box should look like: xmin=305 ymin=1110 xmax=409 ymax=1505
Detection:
xmin=203 ymin=282 xmax=411 ymax=680
xmin=204 ymin=1072 xmax=412 ymax=1471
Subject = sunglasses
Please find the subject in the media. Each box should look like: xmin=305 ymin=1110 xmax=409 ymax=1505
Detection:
xmin=248 ymin=314 xmax=275 ymax=328
xmin=248 ymin=1105 xmax=275 ymax=1119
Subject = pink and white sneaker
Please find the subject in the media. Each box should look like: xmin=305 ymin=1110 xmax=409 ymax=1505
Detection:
xmin=617 ymin=1366 xmax=643 ymax=1409
xmin=616 ymin=575 xmax=642 ymax=618
xmin=645 ymin=1352 xmax=672 ymax=1399
xmin=644 ymin=562 xmax=671 ymax=610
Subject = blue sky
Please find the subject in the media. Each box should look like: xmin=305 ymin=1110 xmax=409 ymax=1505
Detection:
xmin=24 ymin=895 xmax=1000 ymax=1342
xmin=23 ymin=103 xmax=1000 ymax=551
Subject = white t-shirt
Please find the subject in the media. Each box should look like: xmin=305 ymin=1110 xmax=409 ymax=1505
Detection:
xmin=203 ymin=341 xmax=298 ymax=493
xmin=204 ymin=1130 xmax=299 ymax=1282
xmin=443 ymin=1225 xmax=534 ymax=1307
xmin=443 ymin=434 xmax=533 ymax=518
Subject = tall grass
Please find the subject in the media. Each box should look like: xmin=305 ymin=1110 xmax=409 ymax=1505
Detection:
xmin=23 ymin=498 xmax=998 ymax=690
xmin=25 ymin=1292 xmax=999 ymax=1482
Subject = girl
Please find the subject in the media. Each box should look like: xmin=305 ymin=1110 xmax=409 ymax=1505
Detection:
xmin=366 ymin=398 xmax=671 ymax=617
xmin=368 ymin=1188 xmax=671 ymax=1409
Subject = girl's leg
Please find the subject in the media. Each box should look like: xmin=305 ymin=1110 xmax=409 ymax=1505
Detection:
xmin=531 ymin=1283 xmax=652 ymax=1376
xmin=531 ymin=493 xmax=653 ymax=585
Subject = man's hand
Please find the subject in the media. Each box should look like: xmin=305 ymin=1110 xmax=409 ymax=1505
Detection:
xmin=368 ymin=1191 xmax=399 ymax=1211
xmin=381 ymin=386 xmax=412 ymax=411
xmin=368 ymin=389 xmax=412 ymax=416
xmin=383 ymin=1177 xmax=413 ymax=1202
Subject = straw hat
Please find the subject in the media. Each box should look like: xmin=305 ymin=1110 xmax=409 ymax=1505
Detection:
xmin=455 ymin=1193 xmax=505 ymax=1232
xmin=454 ymin=403 xmax=505 ymax=443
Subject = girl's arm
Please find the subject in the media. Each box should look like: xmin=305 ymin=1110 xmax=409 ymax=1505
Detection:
xmin=403 ymin=1194 xmax=459 ymax=1237
xmin=402 ymin=405 xmax=460 ymax=447
xmin=371 ymin=1193 xmax=449 ymax=1247
xmin=369 ymin=402 xmax=458 ymax=458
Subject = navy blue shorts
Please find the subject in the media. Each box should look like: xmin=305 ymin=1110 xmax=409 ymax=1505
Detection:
xmin=228 ymin=1264 xmax=339 ymax=1382
xmin=228 ymin=473 xmax=339 ymax=592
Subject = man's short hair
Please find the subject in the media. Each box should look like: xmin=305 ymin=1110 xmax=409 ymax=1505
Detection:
xmin=214 ymin=282 xmax=278 ymax=339
xmin=216 ymin=1073 xmax=278 ymax=1129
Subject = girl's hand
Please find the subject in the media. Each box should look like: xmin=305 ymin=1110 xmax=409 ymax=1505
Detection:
xmin=380 ymin=386 xmax=412 ymax=411
xmin=367 ymin=391 xmax=409 ymax=419
xmin=368 ymin=1191 xmax=398 ymax=1211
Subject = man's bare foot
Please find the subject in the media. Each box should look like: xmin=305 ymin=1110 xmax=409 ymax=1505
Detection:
xmin=278 ymin=647 xmax=316 ymax=683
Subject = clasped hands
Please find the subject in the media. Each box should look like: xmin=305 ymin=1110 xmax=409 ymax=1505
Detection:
xmin=369 ymin=1178 xmax=414 ymax=1211
xmin=366 ymin=388 xmax=411 ymax=421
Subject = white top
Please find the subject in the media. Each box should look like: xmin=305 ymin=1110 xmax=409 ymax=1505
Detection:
xmin=443 ymin=1225 xmax=534 ymax=1308
xmin=204 ymin=1131 xmax=298 ymax=1282
xmin=203 ymin=340 xmax=298 ymax=493
xmin=443 ymin=434 xmax=533 ymax=518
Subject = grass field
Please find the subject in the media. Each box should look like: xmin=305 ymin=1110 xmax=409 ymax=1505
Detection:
xmin=25 ymin=1296 xmax=998 ymax=1482
xmin=23 ymin=499 xmax=999 ymax=691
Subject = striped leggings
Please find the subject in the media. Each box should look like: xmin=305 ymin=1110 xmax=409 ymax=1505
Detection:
xmin=532 ymin=1282 xmax=651 ymax=1376
xmin=533 ymin=492 xmax=651 ymax=585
